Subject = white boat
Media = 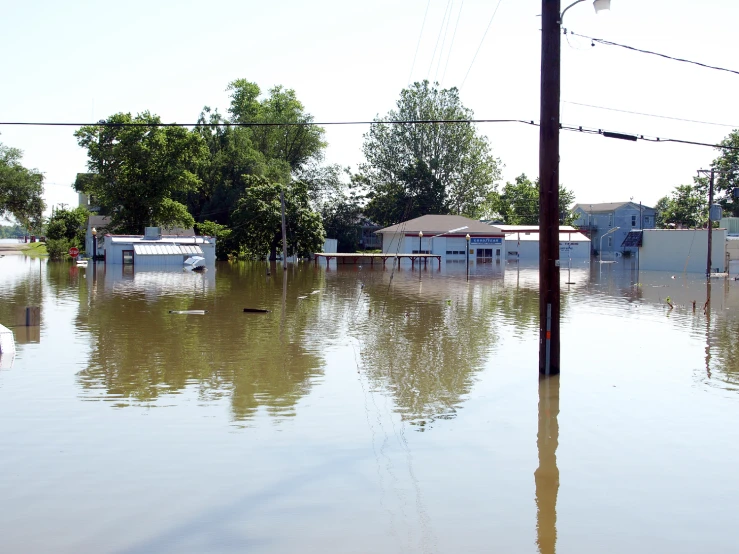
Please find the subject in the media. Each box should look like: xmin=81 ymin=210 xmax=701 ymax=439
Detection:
xmin=76 ymin=259 xmax=88 ymax=267
xmin=183 ymin=256 xmax=206 ymax=270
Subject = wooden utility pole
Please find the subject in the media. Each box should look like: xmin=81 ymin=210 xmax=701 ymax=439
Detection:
xmin=538 ymin=0 xmax=561 ymax=376
xmin=707 ymin=168 xmax=715 ymax=277
xmin=281 ymin=188 xmax=288 ymax=270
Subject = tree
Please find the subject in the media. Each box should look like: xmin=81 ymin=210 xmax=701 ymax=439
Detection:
xmin=496 ymin=174 xmax=577 ymax=225
xmin=361 ymin=80 xmax=501 ymax=222
xmin=653 ymin=196 xmax=670 ymax=228
xmin=227 ymin=80 xmax=326 ymax=173
xmin=195 ymin=220 xmax=234 ymax=261
xmin=46 ymin=206 xmax=88 ymax=245
xmin=230 ymin=176 xmax=325 ymax=260
xmin=0 ymin=140 xmax=45 ymax=231
xmin=659 ymin=183 xmax=707 ymax=228
xmin=712 ymin=130 xmax=739 ymax=216
xmin=188 ymin=107 xmax=289 ymax=226
xmin=74 ymin=112 xmax=207 ymax=233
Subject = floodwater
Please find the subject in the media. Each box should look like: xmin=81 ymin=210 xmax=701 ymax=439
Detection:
xmin=1 ymin=255 xmax=738 ymax=554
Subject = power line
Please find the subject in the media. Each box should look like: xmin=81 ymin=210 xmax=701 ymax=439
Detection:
xmin=427 ymin=0 xmax=453 ymax=80
xmin=459 ymin=0 xmax=504 ymax=90
xmin=441 ymin=1 xmax=464 ymax=86
xmin=568 ymin=31 xmax=739 ymax=77
xmin=562 ymin=101 xmax=739 ymax=129
xmin=407 ymin=0 xmax=432 ymax=85
xmin=1 ymin=118 xmax=737 ymax=151
xmin=434 ymin=0 xmax=455 ymax=83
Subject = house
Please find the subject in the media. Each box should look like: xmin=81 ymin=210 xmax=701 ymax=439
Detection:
xmin=637 ymin=229 xmax=726 ymax=273
xmin=102 ymin=227 xmax=216 ymax=267
xmin=85 ymin=216 xmax=195 ymax=260
xmin=495 ymin=225 xmax=591 ymax=261
xmin=572 ymin=202 xmax=656 ymax=257
xmin=375 ymin=215 xmax=505 ymax=263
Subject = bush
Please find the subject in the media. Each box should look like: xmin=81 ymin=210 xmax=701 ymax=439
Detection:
xmin=45 ymin=238 xmax=75 ymax=260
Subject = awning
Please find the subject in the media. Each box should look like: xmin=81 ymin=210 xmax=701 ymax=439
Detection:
xmin=133 ymin=244 xmax=204 ymax=256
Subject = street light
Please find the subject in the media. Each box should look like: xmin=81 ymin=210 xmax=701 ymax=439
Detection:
xmin=538 ymin=0 xmax=611 ymax=376
xmin=418 ymin=230 xmax=423 ymax=254
xmin=466 ymin=233 xmax=471 ymax=281
xmin=429 ymin=226 xmax=469 ymax=254
xmin=599 ymin=226 xmax=620 ymax=263
xmin=91 ymin=227 xmax=97 ymax=262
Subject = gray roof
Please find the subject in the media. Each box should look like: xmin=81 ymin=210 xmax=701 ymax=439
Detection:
xmin=377 ymin=215 xmax=503 ymax=235
xmin=573 ymin=202 xmax=654 ymax=213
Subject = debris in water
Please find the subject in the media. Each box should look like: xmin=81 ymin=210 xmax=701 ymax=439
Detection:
xmin=169 ymin=310 xmax=208 ymax=315
xmin=243 ymin=308 xmax=270 ymax=313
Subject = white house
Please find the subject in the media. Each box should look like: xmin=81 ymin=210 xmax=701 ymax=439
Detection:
xmin=103 ymin=227 xmax=217 ymax=267
xmin=375 ymin=215 xmax=506 ymax=263
xmin=496 ymin=225 xmax=591 ymax=260
xmin=638 ymin=229 xmax=727 ymax=273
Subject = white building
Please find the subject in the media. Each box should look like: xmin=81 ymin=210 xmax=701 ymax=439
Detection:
xmin=376 ymin=215 xmax=505 ymax=263
xmin=103 ymin=227 xmax=217 ymax=267
xmin=638 ymin=229 xmax=727 ymax=273
xmin=496 ymin=225 xmax=591 ymax=260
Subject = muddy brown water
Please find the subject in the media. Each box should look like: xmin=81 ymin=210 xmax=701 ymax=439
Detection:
xmin=1 ymin=255 xmax=738 ymax=553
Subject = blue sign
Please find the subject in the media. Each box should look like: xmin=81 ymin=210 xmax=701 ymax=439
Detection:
xmin=470 ymin=237 xmax=502 ymax=245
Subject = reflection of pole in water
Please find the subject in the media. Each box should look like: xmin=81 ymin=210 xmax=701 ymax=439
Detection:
xmin=705 ymin=281 xmax=712 ymax=379
xmin=535 ymin=375 xmax=560 ymax=554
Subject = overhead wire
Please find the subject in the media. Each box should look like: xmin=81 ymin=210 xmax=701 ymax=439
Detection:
xmin=440 ymin=1 xmax=464 ymax=86
xmin=568 ymin=31 xmax=739 ymax=77
xmin=562 ymin=101 xmax=739 ymax=129
xmin=427 ymin=0 xmax=453 ymax=81
xmin=407 ymin=0 xmax=432 ymax=85
xmin=459 ymin=0 xmax=504 ymax=90
xmin=434 ymin=0 xmax=455 ymax=83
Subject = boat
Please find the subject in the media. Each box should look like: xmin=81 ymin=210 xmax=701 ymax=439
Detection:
xmin=183 ymin=256 xmax=206 ymax=271
xmin=76 ymin=259 xmax=88 ymax=267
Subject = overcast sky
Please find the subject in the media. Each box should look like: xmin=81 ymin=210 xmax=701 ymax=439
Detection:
xmin=2 ymin=0 xmax=737 ymax=217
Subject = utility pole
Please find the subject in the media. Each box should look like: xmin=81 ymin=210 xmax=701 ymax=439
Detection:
xmin=707 ymin=168 xmax=715 ymax=277
xmin=538 ymin=0 xmax=561 ymax=376
xmin=281 ymin=188 xmax=288 ymax=271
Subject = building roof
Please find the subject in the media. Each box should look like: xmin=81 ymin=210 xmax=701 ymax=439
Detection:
xmin=496 ymin=224 xmax=578 ymax=232
xmin=376 ymin=215 xmax=503 ymax=235
xmin=573 ymin=202 xmax=654 ymax=213
xmin=510 ymin=231 xmax=591 ymax=243
xmin=87 ymin=216 xmax=194 ymax=236
xmin=108 ymin=236 xmax=214 ymax=245
xmin=133 ymin=244 xmax=204 ymax=256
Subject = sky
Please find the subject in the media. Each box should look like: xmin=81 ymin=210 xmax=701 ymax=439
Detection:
xmin=2 ymin=0 xmax=738 ymax=219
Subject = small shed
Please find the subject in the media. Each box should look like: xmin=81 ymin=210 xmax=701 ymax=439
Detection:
xmin=103 ymin=230 xmax=216 ymax=267
xmin=497 ymin=225 xmax=591 ymax=260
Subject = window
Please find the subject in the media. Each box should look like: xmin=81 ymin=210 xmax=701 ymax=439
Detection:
xmin=644 ymin=216 xmax=650 ymax=225
xmin=608 ymin=237 xmax=613 ymax=247
xmin=122 ymin=250 xmax=134 ymax=265
xmin=609 ymin=214 xmax=614 ymax=227
xmin=631 ymin=215 xmax=637 ymax=227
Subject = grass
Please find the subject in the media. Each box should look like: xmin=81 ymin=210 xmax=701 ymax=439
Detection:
xmin=23 ymin=242 xmax=48 ymax=257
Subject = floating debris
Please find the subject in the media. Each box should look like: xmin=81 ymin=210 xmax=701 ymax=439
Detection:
xmin=169 ymin=310 xmax=208 ymax=315
xmin=243 ymin=308 xmax=270 ymax=313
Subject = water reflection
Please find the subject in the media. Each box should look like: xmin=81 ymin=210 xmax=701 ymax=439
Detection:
xmin=535 ymin=375 xmax=560 ymax=554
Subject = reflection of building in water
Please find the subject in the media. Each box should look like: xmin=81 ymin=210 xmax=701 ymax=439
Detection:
xmin=99 ymin=265 xmax=216 ymax=301
xmin=535 ymin=376 xmax=560 ymax=554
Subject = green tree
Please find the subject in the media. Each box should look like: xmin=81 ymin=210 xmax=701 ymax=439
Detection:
xmin=361 ymin=80 xmax=501 ymax=222
xmin=231 ymin=176 xmax=325 ymax=260
xmin=0 ymin=140 xmax=45 ymax=231
xmin=188 ymin=107 xmax=289 ymax=226
xmin=660 ymin=183 xmax=706 ymax=228
xmin=496 ymin=174 xmax=576 ymax=225
xmin=195 ymin=220 xmax=234 ymax=261
xmin=712 ymin=130 xmax=739 ymax=216
xmin=653 ymin=196 xmax=670 ymax=228
xmin=46 ymin=206 xmax=88 ymax=245
xmin=227 ymin=80 xmax=327 ymax=172
xmin=74 ymin=112 xmax=206 ymax=233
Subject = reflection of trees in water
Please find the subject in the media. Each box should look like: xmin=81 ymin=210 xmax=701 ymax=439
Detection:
xmin=707 ymin=314 xmax=739 ymax=390
xmin=0 ymin=258 xmax=45 ymax=325
xmin=355 ymin=279 xmax=502 ymax=429
xmin=76 ymin=263 xmax=328 ymax=421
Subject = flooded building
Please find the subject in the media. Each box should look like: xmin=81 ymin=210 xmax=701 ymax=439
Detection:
xmin=102 ymin=227 xmax=216 ymax=267
xmin=495 ymin=225 xmax=591 ymax=260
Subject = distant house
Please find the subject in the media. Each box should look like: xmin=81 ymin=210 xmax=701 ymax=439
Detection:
xmin=572 ymin=202 xmax=656 ymax=256
xmin=376 ymin=214 xmax=505 ymax=263
xmin=495 ymin=225 xmax=591 ymax=260
xmin=84 ymin=216 xmax=195 ymax=260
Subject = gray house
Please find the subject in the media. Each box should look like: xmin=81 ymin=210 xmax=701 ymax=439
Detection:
xmin=572 ymin=202 xmax=656 ymax=257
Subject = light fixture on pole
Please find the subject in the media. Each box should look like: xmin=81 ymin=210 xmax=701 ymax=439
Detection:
xmin=429 ymin=226 xmax=468 ymax=255
xmin=539 ymin=0 xmax=611 ymax=377
xmin=91 ymin=227 xmax=97 ymax=262
xmin=599 ymin=226 xmax=620 ymax=263
xmin=418 ymin=230 xmax=423 ymax=255
xmin=466 ymin=233 xmax=471 ymax=281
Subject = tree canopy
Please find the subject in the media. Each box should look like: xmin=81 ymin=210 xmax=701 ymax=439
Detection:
xmin=0 ymin=140 xmax=45 ymax=231
xmin=361 ymin=80 xmax=500 ymax=224
xmin=74 ymin=112 xmax=205 ymax=233
xmin=491 ymin=174 xmax=576 ymax=225
xmin=655 ymin=183 xmax=707 ymax=228
xmin=712 ymin=130 xmax=739 ymax=216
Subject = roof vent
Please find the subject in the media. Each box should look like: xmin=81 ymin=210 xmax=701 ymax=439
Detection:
xmin=144 ymin=227 xmax=161 ymax=240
